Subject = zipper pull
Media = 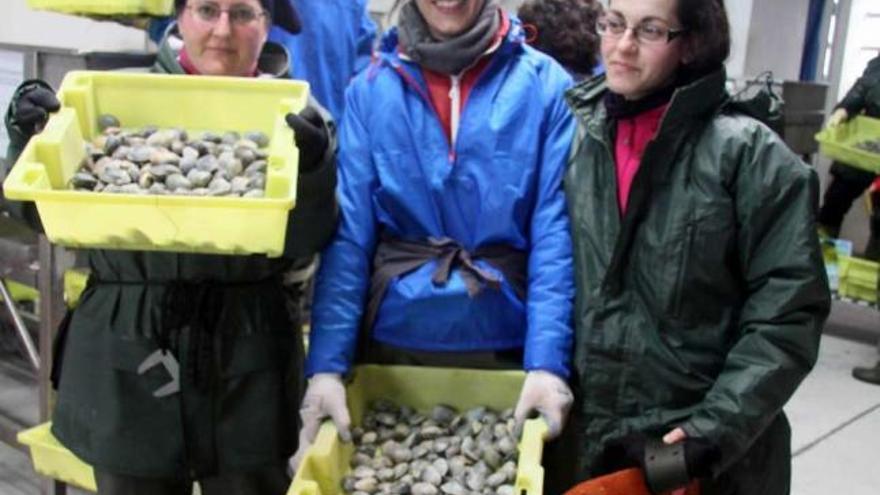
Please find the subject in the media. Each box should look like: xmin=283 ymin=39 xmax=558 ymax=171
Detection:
xmin=449 ymin=75 xmax=462 ymax=149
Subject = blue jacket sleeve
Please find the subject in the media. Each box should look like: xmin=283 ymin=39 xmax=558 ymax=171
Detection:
xmin=523 ymin=65 xmax=576 ymax=379
xmin=305 ymin=80 xmax=377 ymax=376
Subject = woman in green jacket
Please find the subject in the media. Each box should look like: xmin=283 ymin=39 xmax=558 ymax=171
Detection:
xmin=564 ymin=0 xmax=831 ymax=493
xmin=3 ymin=1 xmax=337 ymax=493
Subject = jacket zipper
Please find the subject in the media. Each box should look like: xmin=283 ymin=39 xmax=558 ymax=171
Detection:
xmin=671 ymin=221 xmax=695 ymax=319
xmin=449 ymin=74 xmax=462 ymax=149
xmin=389 ymin=32 xmax=505 ymax=165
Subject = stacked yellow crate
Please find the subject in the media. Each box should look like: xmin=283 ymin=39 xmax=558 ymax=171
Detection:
xmin=26 ymin=0 xmax=173 ymax=16
xmin=839 ymin=256 xmax=879 ymax=305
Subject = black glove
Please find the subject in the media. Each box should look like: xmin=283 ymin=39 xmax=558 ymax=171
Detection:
xmin=599 ymin=433 xmax=646 ymax=473
xmin=285 ymin=105 xmax=328 ymax=173
xmin=12 ymin=81 xmax=60 ymax=135
xmin=600 ymin=434 xmax=719 ymax=493
xmin=681 ymin=437 xmax=719 ymax=479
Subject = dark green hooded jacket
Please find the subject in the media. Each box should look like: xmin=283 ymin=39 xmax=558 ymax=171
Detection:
xmin=2 ymin=28 xmax=338 ymax=478
xmin=564 ymin=69 xmax=830 ymax=493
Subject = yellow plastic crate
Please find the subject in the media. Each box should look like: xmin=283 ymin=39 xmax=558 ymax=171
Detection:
xmin=17 ymin=423 xmax=96 ymax=492
xmin=0 ymin=279 xmax=39 ymax=303
xmin=64 ymin=269 xmax=90 ymax=308
xmin=839 ymin=256 xmax=879 ymax=304
xmin=815 ymin=116 xmax=880 ymax=174
xmin=3 ymin=71 xmax=309 ymax=257
xmin=27 ymin=0 xmax=173 ymax=16
xmin=288 ymin=365 xmax=548 ymax=495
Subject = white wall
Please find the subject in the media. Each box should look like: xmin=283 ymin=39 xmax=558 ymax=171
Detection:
xmin=837 ymin=0 xmax=880 ymax=101
xmin=726 ymin=0 xmax=755 ymax=79
xmin=0 ymin=0 xmax=149 ymax=51
xmin=741 ymin=0 xmax=811 ymax=80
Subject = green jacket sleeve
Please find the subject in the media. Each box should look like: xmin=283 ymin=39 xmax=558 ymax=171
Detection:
xmin=281 ymin=96 xmax=339 ymax=260
xmin=681 ymin=123 xmax=831 ymax=474
xmin=838 ymin=55 xmax=880 ymax=116
xmin=3 ymin=80 xmax=52 ymax=231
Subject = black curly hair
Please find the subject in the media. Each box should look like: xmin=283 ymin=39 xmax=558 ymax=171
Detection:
xmin=518 ymin=0 xmax=602 ymax=77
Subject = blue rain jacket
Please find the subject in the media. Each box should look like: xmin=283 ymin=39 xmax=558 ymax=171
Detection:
xmin=306 ymin=21 xmax=576 ymax=379
xmin=149 ymin=0 xmax=376 ymax=119
xmin=268 ymin=0 xmax=376 ymax=119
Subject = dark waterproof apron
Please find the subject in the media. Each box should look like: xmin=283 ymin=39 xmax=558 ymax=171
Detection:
xmin=51 ymin=275 xmax=303 ymax=479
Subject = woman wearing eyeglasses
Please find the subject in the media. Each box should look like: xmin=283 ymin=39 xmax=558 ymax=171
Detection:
xmin=564 ymin=0 xmax=830 ymax=493
xmin=3 ymin=1 xmax=337 ymax=494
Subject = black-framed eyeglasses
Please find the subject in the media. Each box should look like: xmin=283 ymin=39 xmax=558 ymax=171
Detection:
xmin=596 ymin=15 xmax=686 ymax=44
xmin=187 ymin=2 xmax=268 ymax=26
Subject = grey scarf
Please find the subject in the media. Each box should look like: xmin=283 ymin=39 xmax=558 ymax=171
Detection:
xmin=398 ymin=0 xmax=501 ymax=75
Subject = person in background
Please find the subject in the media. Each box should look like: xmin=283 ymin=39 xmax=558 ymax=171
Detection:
xmin=815 ymin=54 xmax=880 ymax=385
xmin=290 ymin=0 xmax=577 ymax=473
xmin=518 ymin=0 xmax=604 ymax=80
xmin=3 ymin=1 xmax=337 ymax=493
xmin=147 ymin=0 xmax=377 ymax=119
xmin=818 ymin=53 xmax=880 ymax=262
xmin=564 ymin=0 xmax=830 ymax=493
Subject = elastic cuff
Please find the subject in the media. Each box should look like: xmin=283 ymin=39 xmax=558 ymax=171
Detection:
xmin=643 ymin=438 xmax=690 ymax=494
xmin=523 ymin=364 xmax=570 ymax=380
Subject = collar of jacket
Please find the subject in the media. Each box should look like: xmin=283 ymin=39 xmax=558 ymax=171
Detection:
xmin=153 ymin=22 xmax=291 ymax=78
xmin=566 ymin=68 xmax=730 ymax=144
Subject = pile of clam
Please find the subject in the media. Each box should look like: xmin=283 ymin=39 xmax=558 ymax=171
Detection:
xmin=69 ymin=114 xmax=270 ymax=197
xmin=856 ymin=139 xmax=880 ymax=154
xmin=343 ymin=401 xmax=519 ymax=495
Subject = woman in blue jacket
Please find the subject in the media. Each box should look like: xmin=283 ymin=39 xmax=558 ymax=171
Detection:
xmin=291 ymin=0 xmax=577 ymax=467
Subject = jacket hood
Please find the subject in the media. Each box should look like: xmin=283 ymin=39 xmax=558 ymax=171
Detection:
xmin=154 ymin=22 xmax=291 ymax=78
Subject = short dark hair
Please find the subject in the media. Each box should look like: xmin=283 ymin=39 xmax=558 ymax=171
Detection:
xmin=677 ymin=0 xmax=731 ymax=77
xmin=518 ymin=0 xmax=602 ymax=76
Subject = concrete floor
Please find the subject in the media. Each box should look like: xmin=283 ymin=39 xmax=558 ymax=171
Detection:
xmin=788 ymin=328 xmax=880 ymax=494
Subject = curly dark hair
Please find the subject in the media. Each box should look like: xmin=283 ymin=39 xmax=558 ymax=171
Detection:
xmin=518 ymin=0 xmax=602 ymax=77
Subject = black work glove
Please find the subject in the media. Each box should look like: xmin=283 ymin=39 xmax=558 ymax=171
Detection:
xmin=599 ymin=433 xmax=647 ymax=473
xmin=285 ymin=105 xmax=328 ymax=173
xmin=600 ymin=434 xmax=719 ymax=493
xmin=681 ymin=436 xmax=719 ymax=479
xmin=12 ymin=81 xmax=60 ymax=135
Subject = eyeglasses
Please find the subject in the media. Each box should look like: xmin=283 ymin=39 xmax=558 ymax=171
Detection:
xmin=596 ymin=15 xmax=686 ymax=44
xmin=187 ymin=2 xmax=268 ymax=26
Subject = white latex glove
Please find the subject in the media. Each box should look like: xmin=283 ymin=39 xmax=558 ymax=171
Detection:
xmin=828 ymin=108 xmax=848 ymax=128
xmin=288 ymin=373 xmax=351 ymax=475
xmin=513 ymin=370 xmax=573 ymax=440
